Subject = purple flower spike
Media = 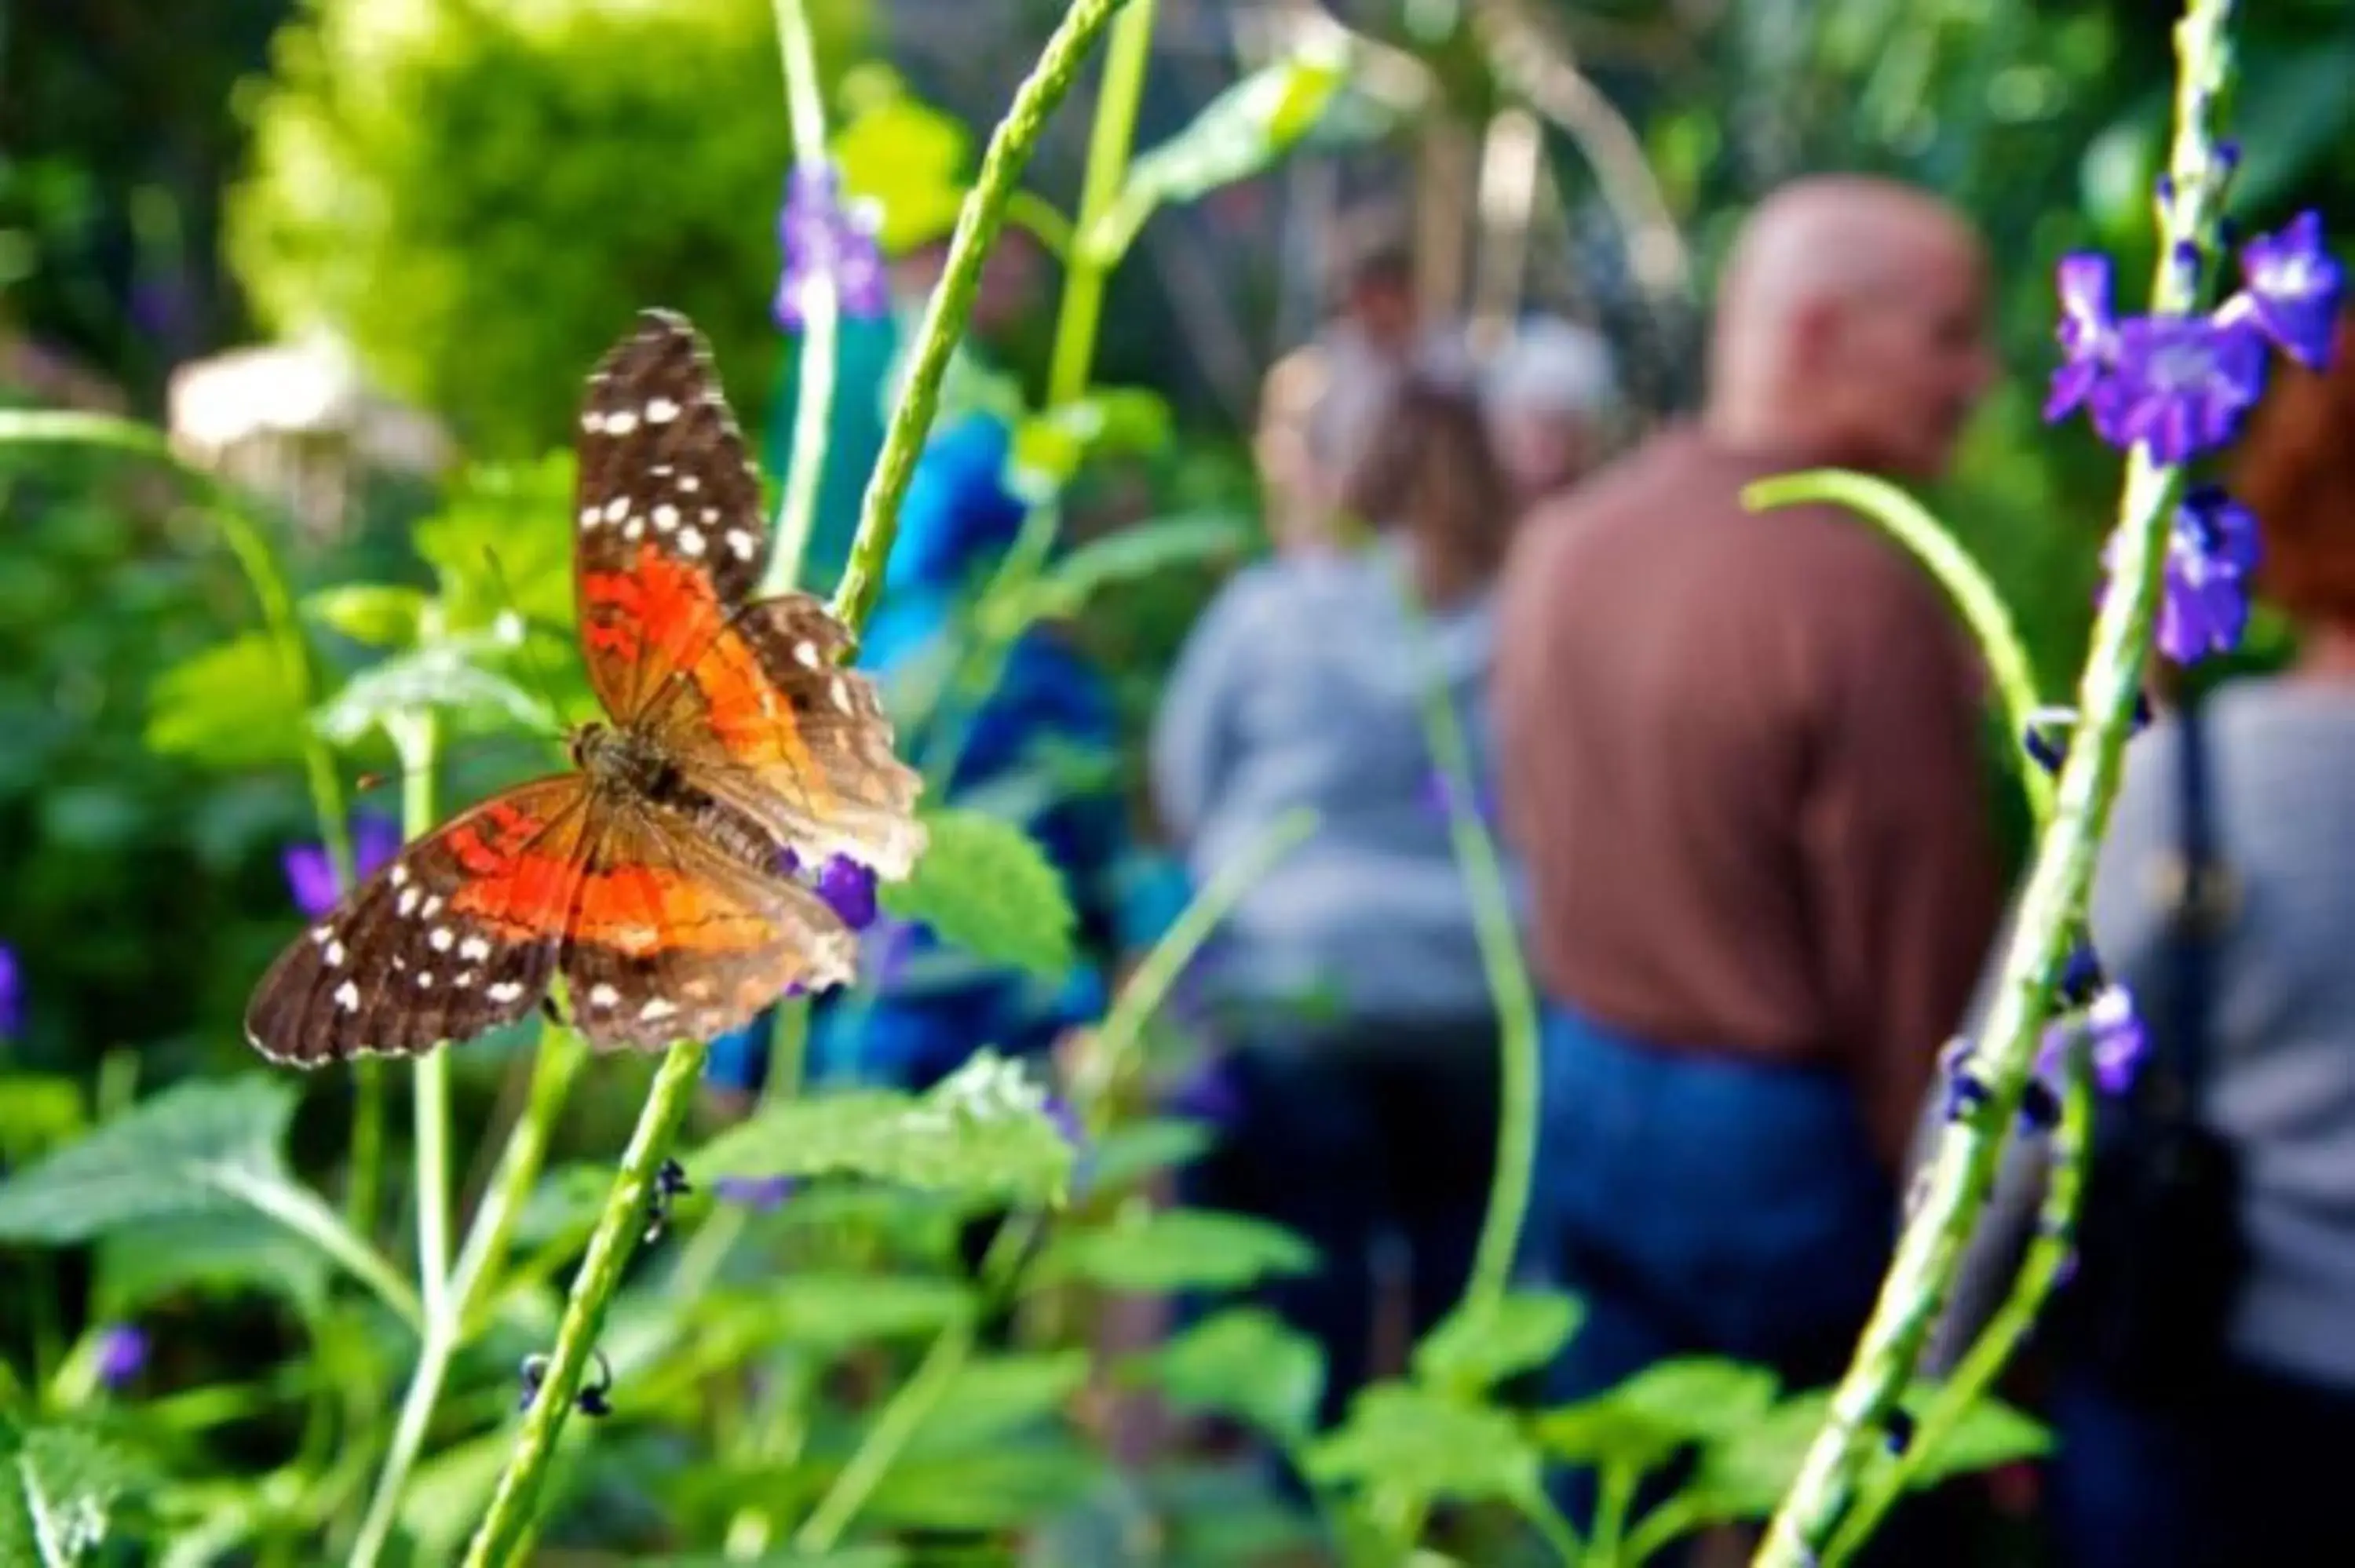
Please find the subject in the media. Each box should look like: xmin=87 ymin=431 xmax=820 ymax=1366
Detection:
xmin=2046 ymin=253 xmax=2120 ymax=424
xmin=0 ymin=943 xmax=20 ymax=1040
xmin=2233 ymin=210 xmax=2344 ymax=370
xmin=2086 ymin=984 xmax=2149 ymax=1096
xmin=93 ymin=1323 xmax=148 ymax=1391
xmin=713 ymin=1174 xmax=798 ymax=1209
xmin=775 ymin=164 xmax=890 ymax=334
xmin=814 ymin=855 xmax=880 ymax=932
xmin=283 ymin=815 xmax=401 ymax=921
xmin=2094 ymin=313 xmax=2267 ymax=463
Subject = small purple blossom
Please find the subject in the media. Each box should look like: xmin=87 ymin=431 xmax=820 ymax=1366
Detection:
xmin=1045 ymin=1093 xmax=1085 ymax=1150
xmin=2046 ymin=253 xmax=2120 ymax=424
xmin=283 ymin=815 xmax=401 ymax=921
xmin=2103 ymin=486 xmax=2262 ymax=665
xmin=2086 ymin=985 xmax=2149 ymax=1095
xmin=814 ymin=855 xmax=879 ymax=931
xmin=2093 ymin=312 xmax=2268 ymax=463
xmin=713 ymin=1174 xmax=798 ymax=1209
xmin=2229 ymin=210 xmax=2344 ymax=369
xmin=1419 ymin=768 xmax=1499 ymax=828
xmin=0 ymin=943 xmax=20 ymax=1039
xmin=775 ymin=164 xmax=890 ymax=334
xmin=93 ymin=1323 xmax=147 ymax=1390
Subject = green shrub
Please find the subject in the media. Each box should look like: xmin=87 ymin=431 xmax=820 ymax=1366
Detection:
xmin=227 ymin=0 xmax=868 ymax=458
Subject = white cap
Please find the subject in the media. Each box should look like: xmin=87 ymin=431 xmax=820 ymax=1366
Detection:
xmin=1483 ymin=316 xmax=1618 ymax=421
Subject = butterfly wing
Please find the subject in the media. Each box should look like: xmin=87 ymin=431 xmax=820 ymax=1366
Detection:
xmin=634 ymin=592 xmax=926 ymax=880
xmin=573 ymin=308 xmax=770 ymax=723
xmin=245 ymin=776 xmax=596 ymax=1064
xmin=557 ymin=797 xmax=860 ymax=1051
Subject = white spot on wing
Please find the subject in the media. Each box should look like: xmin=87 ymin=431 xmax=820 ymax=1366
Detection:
xmin=605 ymin=409 xmax=640 ymax=436
xmin=678 ymin=526 xmax=705 ymax=557
xmin=603 ymin=496 xmax=628 ymax=523
xmin=679 ymin=474 xmax=701 ymax=493
xmin=652 ymin=502 xmax=679 ymax=532
xmin=624 ymin=517 xmax=645 ymax=541
xmin=416 ymin=972 xmax=435 ymax=989
xmin=646 ymin=396 xmax=680 ymax=424
xmin=454 ymin=971 xmax=476 ymax=988
xmin=325 ymin=940 xmax=346 ymax=967
xmin=397 ymin=886 xmax=421 ymax=917
xmin=488 ymin=980 xmax=524 ymax=1003
xmin=429 ymin=928 xmax=455 ymax=952
xmin=311 ymin=925 xmax=334 ymax=946
xmin=639 ymin=997 xmax=677 ymax=1022
xmin=389 ymin=864 xmax=409 ymax=888
xmin=334 ymin=979 xmax=361 ymax=1012
xmin=794 ymin=640 xmax=821 ymax=668
xmin=582 ymin=410 xmax=605 ymax=434
xmin=458 ymin=936 xmax=491 ymax=961
xmin=579 ymin=505 xmax=601 ymax=529
xmin=830 ymin=676 xmax=856 ymax=714
xmin=421 ymin=895 xmax=444 ymax=918
xmin=726 ymin=530 xmax=757 ymax=562
xmin=590 ymin=983 xmax=619 ymax=1008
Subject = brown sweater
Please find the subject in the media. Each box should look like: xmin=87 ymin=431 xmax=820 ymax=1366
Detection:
xmin=1492 ymin=425 xmax=2006 ymax=1166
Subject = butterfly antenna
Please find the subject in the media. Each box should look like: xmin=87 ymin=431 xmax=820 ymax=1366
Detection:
xmin=480 ymin=545 xmax=574 ymax=743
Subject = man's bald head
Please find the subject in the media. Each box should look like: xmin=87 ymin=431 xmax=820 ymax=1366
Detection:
xmin=1705 ymin=177 xmax=1995 ymax=482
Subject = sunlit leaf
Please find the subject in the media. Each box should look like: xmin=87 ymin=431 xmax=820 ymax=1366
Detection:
xmin=689 ymin=1052 xmax=1075 ymax=1205
xmin=1031 ymin=1207 xmax=1314 ymax=1294
xmin=146 ymin=632 xmax=307 ymax=768
xmin=0 ymin=1078 xmax=296 ymax=1242
xmin=304 ymin=584 xmax=429 ymax=650
xmin=832 ymin=89 xmax=970 ymax=254
xmin=1901 ymin=1382 xmax=2051 ymax=1483
xmin=1078 ymin=1117 xmax=1215 ymax=1197
xmin=1303 ymin=1384 xmax=1542 ymax=1506
xmin=1534 ymin=1357 xmax=1780 ymax=1474
xmin=1413 ymin=1289 xmax=1583 ymax=1396
xmin=0 ymin=1420 xmax=148 ymax=1566
xmin=411 ymin=454 xmax=579 ymax=635
xmin=1002 ymin=388 xmax=1174 ymax=505
xmin=312 ymin=633 xmax=557 ymax=749
xmin=1123 ymin=1307 xmax=1324 ymax=1442
xmin=696 ymin=1274 xmax=973 ymax=1355
xmin=0 ymin=1075 xmax=85 ymax=1166
xmin=878 ymin=808 xmax=1076 ymax=979
xmin=856 ymin=1439 xmax=1101 ymax=1532
xmin=906 ymin=1351 xmax=1091 ymax=1456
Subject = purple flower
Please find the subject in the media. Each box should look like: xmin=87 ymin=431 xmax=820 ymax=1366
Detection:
xmin=775 ymin=164 xmax=889 ymax=334
xmin=283 ymin=815 xmax=401 ymax=921
xmin=1418 ymin=768 xmax=1499 ymax=828
xmin=2086 ymin=984 xmax=2149 ymax=1096
xmin=0 ymin=943 xmax=20 ymax=1040
xmin=1045 ymin=1093 xmax=1085 ymax=1149
xmin=814 ymin=855 xmax=879 ymax=932
xmin=2046 ymin=253 xmax=2120 ymax=424
xmin=2229 ymin=210 xmax=2343 ymax=369
xmin=2103 ymin=486 xmax=2262 ymax=665
xmin=713 ymin=1174 xmax=798 ymax=1209
xmin=93 ymin=1323 xmax=147 ymax=1390
xmin=1165 ymin=1055 xmax=1243 ymax=1128
xmin=2094 ymin=312 xmax=2268 ymax=463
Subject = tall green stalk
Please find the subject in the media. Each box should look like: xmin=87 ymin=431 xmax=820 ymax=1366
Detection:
xmin=1752 ymin=4 xmax=2238 ymax=1559
xmin=458 ymin=4 xmax=1136 ymax=1561
xmin=761 ymin=0 xmax=842 ymax=596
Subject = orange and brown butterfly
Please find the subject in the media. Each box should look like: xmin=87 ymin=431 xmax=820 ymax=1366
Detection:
xmin=244 ymin=308 xmax=925 ymax=1063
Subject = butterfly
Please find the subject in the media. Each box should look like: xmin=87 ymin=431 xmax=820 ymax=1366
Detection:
xmin=245 ymin=309 xmax=926 ymax=1064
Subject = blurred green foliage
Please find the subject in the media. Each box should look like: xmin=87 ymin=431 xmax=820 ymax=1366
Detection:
xmin=225 ymin=0 xmax=868 ymax=457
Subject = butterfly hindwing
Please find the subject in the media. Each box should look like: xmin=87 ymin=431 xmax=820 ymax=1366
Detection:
xmin=557 ymin=798 xmax=860 ymax=1052
xmin=574 ymin=308 xmax=770 ymax=723
xmin=634 ymin=592 xmax=926 ymax=880
xmin=245 ymin=777 xmax=594 ymax=1064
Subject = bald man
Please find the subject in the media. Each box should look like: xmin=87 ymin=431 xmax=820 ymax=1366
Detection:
xmin=1493 ymin=178 xmax=2006 ymax=1542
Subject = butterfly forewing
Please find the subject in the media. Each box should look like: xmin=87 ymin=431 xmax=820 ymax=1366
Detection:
xmin=557 ymin=799 xmax=860 ymax=1051
xmin=244 ymin=778 xmax=594 ymax=1064
xmin=574 ymin=309 xmax=771 ymax=723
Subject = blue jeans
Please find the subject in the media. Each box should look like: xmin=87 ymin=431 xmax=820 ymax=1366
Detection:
xmin=1521 ymin=1003 xmax=1896 ymax=1537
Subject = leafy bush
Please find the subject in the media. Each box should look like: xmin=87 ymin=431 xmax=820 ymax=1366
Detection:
xmin=228 ymin=0 xmax=869 ymax=457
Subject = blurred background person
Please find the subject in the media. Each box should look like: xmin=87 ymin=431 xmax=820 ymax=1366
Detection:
xmin=1150 ymin=377 xmax=1523 ymax=1439
xmin=1481 ymin=314 xmax=1622 ymax=514
xmin=1307 ymin=210 xmax=1474 ymax=495
xmin=1492 ymin=174 xmax=2005 ymax=1553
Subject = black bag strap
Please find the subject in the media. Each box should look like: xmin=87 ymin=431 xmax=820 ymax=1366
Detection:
xmin=2156 ymin=687 xmax=2229 ymax=1117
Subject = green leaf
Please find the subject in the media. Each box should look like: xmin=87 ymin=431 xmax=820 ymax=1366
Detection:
xmin=1303 ymin=1384 xmax=1542 ymax=1506
xmin=689 ymin=1052 xmax=1075 ymax=1205
xmin=312 ymin=633 xmax=557 ymax=749
xmin=832 ymin=87 xmax=971 ymax=254
xmin=993 ymin=509 xmax=1251 ymax=629
xmin=1090 ymin=37 xmax=1350 ymax=261
xmin=304 ymin=583 xmax=429 ymax=649
xmin=878 ymin=808 xmax=1076 ymax=979
xmin=0 ymin=1078 xmax=296 ymax=1242
xmin=698 ymin=1274 xmax=972 ymax=1355
xmin=0 ymin=1075 xmax=86 ymax=1166
xmin=411 ymin=454 xmax=579 ymax=635
xmin=906 ymin=1351 xmax=1091 ymax=1457
xmin=1078 ymin=1116 xmax=1215 ymax=1197
xmin=1412 ymin=1289 xmax=1583 ymax=1396
xmin=146 ymin=632 xmax=307 ymax=768
xmin=1003 ymin=388 xmax=1174 ymax=505
xmin=1686 ymin=1390 xmax=1835 ymax=1521
xmin=1123 ymin=1307 xmax=1324 ymax=1443
xmin=97 ymin=1211 xmax=332 ymax=1318
xmin=0 ymin=1421 xmax=147 ymax=1566
xmin=1031 ymin=1207 xmax=1314 ymax=1294
xmin=1534 ymin=1357 xmax=1780 ymax=1475
xmin=1903 ymin=1384 xmax=2050 ymax=1484
xmin=856 ymin=1439 xmax=1101 ymax=1533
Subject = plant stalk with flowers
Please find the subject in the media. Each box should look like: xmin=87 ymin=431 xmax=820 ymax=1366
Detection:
xmin=1749 ymin=1 xmax=2345 ymax=1560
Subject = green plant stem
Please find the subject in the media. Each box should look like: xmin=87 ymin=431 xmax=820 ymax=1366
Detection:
xmin=761 ymin=0 xmax=841 ymax=596
xmin=392 ymin=715 xmax=454 ymax=1326
xmin=794 ymin=1312 xmax=978 ymax=1554
xmin=828 ymin=0 xmax=1138 ymax=638
xmin=1751 ymin=4 xmax=2236 ymax=1560
xmin=1397 ymin=580 xmax=1543 ymax=1311
xmin=1743 ymin=469 xmax=2055 ymax=828
xmin=1049 ymin=0 xmax=1157 ymax=407
xmin=1822 ymin=1066 xmax=2094 ymax=1567
xmin=199 ymin=1166 xmax=420 ymax=1329
xmin=348 ymin=1023 xmax=587 ymax=1568
xmin=459 ymin=1040 xmax=711 ymax=1568
xmin=1588 ymin=1461 xmax=1638 ymax=1566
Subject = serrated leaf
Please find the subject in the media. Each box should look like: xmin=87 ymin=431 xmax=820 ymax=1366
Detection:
xmin=146 ymin=632 xmax=307 ymax=768
xmin=1090 ymin=38 xmax=1350 ymax=260
xmin=411 ymin=454 xmax=577 ymax=634
xmin=1533 ymin=1357 xmax=1780 ymax=1474
xmin=1031 ymin=1207 xmax=1314 ymax=1294
xmin=856 ymin=1439 xmax=1101 ymax=1532
xmin=304 ymin=583 xmax=429 ymax=649
xmin=0 ymin=1423 xmax=145 ymax=1567
xmin=878 ymin=808 xmax=1076 ymax=978
xmin=0 ymin=1078 xmax=295 ymax=1242
xmin=312 ymin=633 xmax=555 ymax=748
xmin=906 ymin=1351 xmax=1091 ymax=1457
xmin=688 ymin=1052 xmax=1075 ymax=1205
xmin=995 ymin=510 xmax=1251 ymax=629
xmin=1123 ymin=1307 xmax=1324 ymax=1442
xmin=1003 ymin=388 xmax=1174 ymax=505
xmin=1412 ymin=1289 xmax=1583 ymax=1396
xmin=96 ymin=1211 xmax=331 ymax=1318
xmin=1303 ymin=1384 xmax=1541 ymax=1506
xmin=1079 ymin=1117 xmax=1215 ymax=1197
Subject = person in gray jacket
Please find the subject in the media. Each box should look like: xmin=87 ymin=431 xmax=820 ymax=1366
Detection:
xmin=1150 ymin=375 xmax=1524 ymax=1431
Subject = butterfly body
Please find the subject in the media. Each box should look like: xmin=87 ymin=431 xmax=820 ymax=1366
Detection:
xmin=246 ymin=310 xmax=924 ymax=1066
